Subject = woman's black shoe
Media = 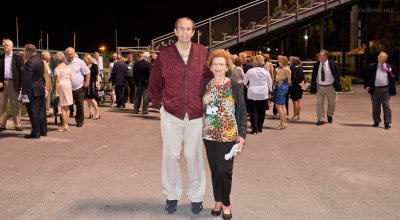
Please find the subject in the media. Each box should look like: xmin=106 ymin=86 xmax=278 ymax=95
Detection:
xmin=223 ymin=212 xmax=232 ymax=220
xmin=211 ymin=209 xmax=221 ymax=216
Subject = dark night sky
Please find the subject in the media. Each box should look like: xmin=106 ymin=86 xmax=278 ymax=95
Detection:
xmin=1 ymin=0 xmax=251 ymax=52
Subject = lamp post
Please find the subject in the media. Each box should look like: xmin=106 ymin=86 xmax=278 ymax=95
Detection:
xmin=197 ymin=31 xmax=202 ymax=44
xmin=134 ymin=37 xmax=140 ymax=50
xmin=99 ymin=46 xmax=106 ymax=53
xmin=304 ymin=29 xmax=309 ymax=59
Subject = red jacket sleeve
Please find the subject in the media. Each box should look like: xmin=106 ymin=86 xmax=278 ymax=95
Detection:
xmin=203 ymin=50 xmax=213 ymax=78
xmin=149 ymin=54 xmax=163 ymax=109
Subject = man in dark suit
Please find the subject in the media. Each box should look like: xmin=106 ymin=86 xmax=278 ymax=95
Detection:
xmin=364 ymin=51 xmax=396 ymax=130
xmin=0 ymin=39 xmax=24 ymax=132
xmin=124 ymin=53 xmax=135 ymax=104
xmin=21 ymin=44 xmax=47 ymax=139
xmin=109 ymin=56 xmax=127 ymax=108
xmin=133 ymin=52 xmax=152 ymax=114
xmin=310 ymin=50 xmax=342 ymax=125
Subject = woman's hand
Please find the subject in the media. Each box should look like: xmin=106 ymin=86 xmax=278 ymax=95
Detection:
xmin=0 ymin=82 xmax=3 ymax=88
xmin=236 ymin=136 xmax=245 ymax=151
xmin=299 ymin=81 xmax=305 ymax=87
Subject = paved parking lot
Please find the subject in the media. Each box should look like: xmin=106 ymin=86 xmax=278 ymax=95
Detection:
xmin=1 ymin=84 xmax=399 ymax=220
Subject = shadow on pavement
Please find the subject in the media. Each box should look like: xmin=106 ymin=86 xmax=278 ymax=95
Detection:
xmin=0 ymin=132 xmax=25 ymax=139
xmin=339 ymin=123 xmax=374 ymax=127
xmin=287 ymin=120 xmax=317 ymax=125
xmin=66 ymin=201 xmax=215 ymax=219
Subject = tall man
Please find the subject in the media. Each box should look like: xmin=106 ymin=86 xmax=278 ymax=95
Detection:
xmin=310 ymin=50 xmax=342 ymax=125
xmin=133 ymin=52 xmax=152 ymax=114
xmin=21 ymin=44 xmax=47 ymax=139
xmin=149 ymin=17 xmax=213 ymax=215
xmin=109 ymin=55 xmax=127 ymax=108
xmin=364 ymin=52 xmax=396 ymax=130
xmin=65 ymin=47 xmax=90 ymax=127
xmin=0 ymin=39 xmax=24 ymax=132
xmin=41 ymin=51 xmax=53 ymax=117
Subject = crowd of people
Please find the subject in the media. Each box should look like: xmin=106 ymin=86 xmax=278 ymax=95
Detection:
xmin=0 ymin=39 xmax=105 ymax=137
xmin=108 ymin=50 xmax=153 ymax=113
xmin=0 ymin=15 xmax=396 ymax=219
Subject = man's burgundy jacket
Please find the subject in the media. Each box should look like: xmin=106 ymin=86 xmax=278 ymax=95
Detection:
xmin=149 ymin=42 xmax=213 ymax=120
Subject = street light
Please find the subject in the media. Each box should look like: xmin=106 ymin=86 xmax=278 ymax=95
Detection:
xmin=134 ymin=37 xmax=140 ymax=50
xmin=99 ymin=46 xmax=106 ymax=52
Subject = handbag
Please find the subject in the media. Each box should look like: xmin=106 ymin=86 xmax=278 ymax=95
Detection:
xmin=269 ymin=89 xmax=276 ymax=102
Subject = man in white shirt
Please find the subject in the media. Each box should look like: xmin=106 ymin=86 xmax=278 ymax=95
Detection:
xmin=0 ymin=39 xmax=24 ymax=132
xmin=41 ymin=51 xmax=53 ymax=117
xmin=364 ymin=52 xmax=396 ymax=130
xmin=310 ymin=50 xmax=342 ymax=125
xmin=64 ymin=47 xmax=90 ymax=127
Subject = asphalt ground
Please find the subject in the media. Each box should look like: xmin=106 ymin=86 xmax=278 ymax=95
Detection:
xmin=0 ymin=84 xmax=399 ymax=220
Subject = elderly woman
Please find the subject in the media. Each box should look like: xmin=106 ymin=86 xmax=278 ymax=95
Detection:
xmin=290 ymin=57 xmax=305 ymax=121
xmin=231 ymin=57 xmax=245 ymax=84
xmin=243 ymin=55 xmax=273 ymax=134
xmin=54 ymin=52 xmax=73 ymax=131
xmin=83 ymin=54 xmax=100 ymax=120
xmin=203 ymin=49 xmax=247 ymax=220
xmin=275 ymin=56 xmax=292 ymax=129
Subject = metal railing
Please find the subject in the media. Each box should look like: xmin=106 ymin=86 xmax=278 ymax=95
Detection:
xmin=151 ymin=0 xmax=352 ymax=52
xmin=0 ymin=46 xmax=106 ymax=68
xmin=271 ymin=60 xmax=316 ymax=73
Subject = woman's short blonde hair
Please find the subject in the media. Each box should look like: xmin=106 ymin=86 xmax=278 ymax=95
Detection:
xmin=54 ymin=52 xmax=66 ymax=63
xmin=84 ymin=54 xmax=94 ymax=64
xmin=278 ymin=56 xmax=289 ymax=67
xmin=249 ymin=55 xmax=265 ymax=67
xmin=206 ymin=49 xmax=233 ymax=69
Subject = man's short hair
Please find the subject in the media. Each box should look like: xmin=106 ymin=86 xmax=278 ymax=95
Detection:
xmin=379 ymin=51 xmax=388 ymax=58
xmin=174 ymin=17 xmax=195 ymax=30
xmin=320 ymin=50 xmax=329 ymax=57
xmin=41 ymin=51 xmax=50 ymax=58
xmin=143 ymin=52 xmax=151 ymax=59
xmin=2 ymin=38 xmax=13 ymax=47
xmin=239 ymin=52 xmax=247 ymax=58
xmin=65 ymin=47 xmax=75 ymax=54
xmin=24 ymin=44 xmax=36 ymax=55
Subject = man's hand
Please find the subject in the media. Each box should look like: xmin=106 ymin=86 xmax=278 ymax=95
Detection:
xmin=0 ymin=82 xmax=3 ymax=88
xmin=235 ymin=136 xmax=245 ymax=151
xmin=365 ymin=87 xmax=370 ymax=92
xmin=84 ymin=82 xmax=90 ymax=88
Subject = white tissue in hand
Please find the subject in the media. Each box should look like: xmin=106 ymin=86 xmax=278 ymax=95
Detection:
xmin=225 ymin=143 xmax=241 ymax=160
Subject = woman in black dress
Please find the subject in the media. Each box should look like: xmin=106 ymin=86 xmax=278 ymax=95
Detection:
xmin=83 ymin=54 xmax=101 ymax=119
xmin=290 ymin=57 xmax=305 ymax=121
